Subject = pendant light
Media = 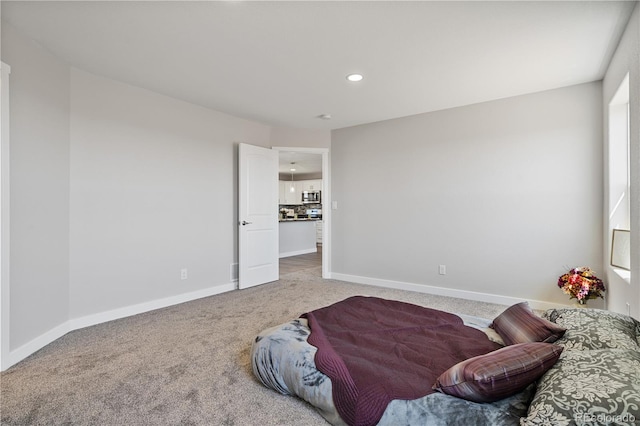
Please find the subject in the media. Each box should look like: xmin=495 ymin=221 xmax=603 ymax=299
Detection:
xmin=289 ymin=163 xmax=296 ymax=193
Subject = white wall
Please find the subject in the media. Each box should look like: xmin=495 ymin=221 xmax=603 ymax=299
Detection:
xmin=331 ymin=82 xmax=603 ymax=308
xmin=1 ymin=23 xmax=70 ymax=350
xmin=1 ymin=21 xmax=333 ymax=368
xmin=270 ymin=126 xmax=330 ymax=149
xmin=69 ymin=68 xmax=272 ymax=319
xmin=603 ymin=4 xmax=639 ymax=319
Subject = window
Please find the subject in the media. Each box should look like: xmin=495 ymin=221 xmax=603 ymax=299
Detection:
xmin=608 ymin=74 xmax=630 ymax=276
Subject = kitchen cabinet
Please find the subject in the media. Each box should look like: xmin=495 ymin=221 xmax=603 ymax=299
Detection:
xmin=279 ymin=179 xmax=322 ymax=205
xmin=279 ymin=180 xmax=303 ymax=205
xmin=279 ymin=181 xmax=289 ymax=204
xmin=315 ymin=220 xmax=323 ymax=244
xmin=301 ymin=179 xmax=322 ymax=192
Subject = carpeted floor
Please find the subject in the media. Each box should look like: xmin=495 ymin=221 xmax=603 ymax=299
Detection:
xmin=0 ymin=267 xmax=508 ymax=425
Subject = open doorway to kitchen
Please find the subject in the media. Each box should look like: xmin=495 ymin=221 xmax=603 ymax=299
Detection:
xmin=272 ymin=147 xmax=330 ymax=279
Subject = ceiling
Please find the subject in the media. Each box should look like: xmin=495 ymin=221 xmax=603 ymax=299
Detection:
xmin=1 ymin=1 xmax=636 ymax=130
xmin=278 ymin=151 xmax=323 ymax=176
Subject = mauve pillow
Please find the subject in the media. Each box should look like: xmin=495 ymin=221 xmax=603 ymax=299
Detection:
xmin=433 ymin=342 xmax=563 ymax=403
xmin=491 ymin=302 xmax=566 ymax=346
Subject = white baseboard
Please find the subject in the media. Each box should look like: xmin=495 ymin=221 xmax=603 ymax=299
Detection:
xmin=3 ymin=322 xmax=71 ymax=371
xmin=330 ymin=273 xmax=568 ymax=312
xmin=279 ymin=248 xmax=317 ymax=258
xmin=3 ymin=273 xmax=569 ymax=371
xmin=2 ymin=282 xmax=236 ymax=371
xmin=69 ymin=282 xmax=237 ymax=331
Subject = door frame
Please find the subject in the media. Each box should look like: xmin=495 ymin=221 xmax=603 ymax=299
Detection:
xmin=272 ymin=147 xmax=330 ymax=278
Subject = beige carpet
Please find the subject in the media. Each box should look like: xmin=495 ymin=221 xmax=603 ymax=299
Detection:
xmin=0 ymin=267 xmax=508 ymax=425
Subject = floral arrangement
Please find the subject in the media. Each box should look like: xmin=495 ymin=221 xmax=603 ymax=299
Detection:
xmin=557 ymin=267 xmax=605 ymax=305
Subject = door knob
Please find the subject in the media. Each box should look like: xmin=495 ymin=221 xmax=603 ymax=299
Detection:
xmin=241 ymin=220 xmax=252 ymax=226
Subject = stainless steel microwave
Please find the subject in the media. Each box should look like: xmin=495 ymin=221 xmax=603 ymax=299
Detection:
xmin=302 ymin=190 xmax=321 ymax=204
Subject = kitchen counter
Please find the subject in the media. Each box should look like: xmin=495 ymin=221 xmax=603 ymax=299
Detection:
xmin=279 ymin=218 xmax=322 ymax=222
xmin=279 ymin=220 xmax=317 ymax=258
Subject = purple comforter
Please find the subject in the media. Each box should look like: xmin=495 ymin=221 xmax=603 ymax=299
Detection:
xmin=302 ymin=296 xmax=501 ymax=426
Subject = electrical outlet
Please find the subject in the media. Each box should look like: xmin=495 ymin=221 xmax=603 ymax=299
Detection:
xmin=439 ymin=265 xmax=446 ymax=275
xmin=180 ymin=268 xmax=188 ymax=280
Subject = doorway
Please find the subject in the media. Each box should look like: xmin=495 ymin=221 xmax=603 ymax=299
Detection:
xmin=279 ymin=249 xmax=322 ymax=275
xmin=272 ymin=147 xmax=330 ymax=279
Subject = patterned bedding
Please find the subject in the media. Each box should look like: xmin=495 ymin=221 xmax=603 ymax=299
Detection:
xmin=251 ymin=316 xmax=534 ymax=426
xmin=520 ymin=308 xmax=640 ymax=425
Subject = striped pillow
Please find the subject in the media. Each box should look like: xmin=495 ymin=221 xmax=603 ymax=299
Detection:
xmin=491 ymin=302 xmax=566 ymax=346
xmin=433 ymin=342 xmax=563 ymax=403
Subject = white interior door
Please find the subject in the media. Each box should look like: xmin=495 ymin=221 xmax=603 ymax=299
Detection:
xmin=238 ymin=143 xmax=279 ymax=289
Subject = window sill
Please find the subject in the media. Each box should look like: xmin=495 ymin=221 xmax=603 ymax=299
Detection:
xmin=611 ymin=266 xmax=631 ymax=284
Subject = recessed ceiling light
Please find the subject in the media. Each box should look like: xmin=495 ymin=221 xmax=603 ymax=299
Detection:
xmin=318 ymin=114 xmax=332 ymax=120
xmin=346 ymin=73 xmax=363 ymax=82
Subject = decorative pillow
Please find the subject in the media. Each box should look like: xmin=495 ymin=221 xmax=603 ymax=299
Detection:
xmin=491 ymin=302 xmax=566 ymax=346
xmin=432 ymin=342 xmax=563 ymax=403
xmin=544 ymin=308 xmax=639 ymax=350
xmin=522 ymin=349 xmax=640 ymax=426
